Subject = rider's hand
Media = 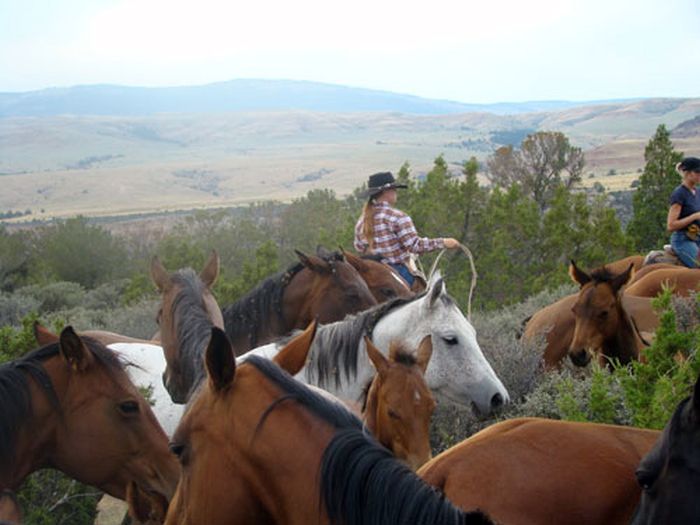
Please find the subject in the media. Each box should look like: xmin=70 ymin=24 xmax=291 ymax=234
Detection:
xmin=443 ymin=238 xmax=460 ymax=249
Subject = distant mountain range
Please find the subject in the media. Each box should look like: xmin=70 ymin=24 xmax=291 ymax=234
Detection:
xmin=0 ymin=79 xmax=637 ymax=117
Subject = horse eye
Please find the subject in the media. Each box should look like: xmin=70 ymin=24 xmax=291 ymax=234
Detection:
xmin=156 ymin=309 xmax=162 ymax=325
xmin=169 ymin=442 xmax=185 ymax=457
xmin=388 ymin=409 xmax=401 ymax=420
xmin=442 ymin=336 xmax=458 ymax=346
xmin=380 ymin=288 xmax=396 ymax=299
xmin=635 ymin=469 xmax=656 ymax=491
xmin=118 ymin=400 xmax=140 ymax=415
xmin=598 ymin=310 xmax=609 ymax=320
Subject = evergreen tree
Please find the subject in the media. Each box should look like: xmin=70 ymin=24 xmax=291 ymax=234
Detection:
xmin=627 ymin=124 xmax=684 ymax=251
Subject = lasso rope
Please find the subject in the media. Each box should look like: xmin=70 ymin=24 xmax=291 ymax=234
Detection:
xmin=421 ymin=242 xmax=478 ymax=321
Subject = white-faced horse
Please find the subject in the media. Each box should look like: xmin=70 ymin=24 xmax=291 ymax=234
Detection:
xmin=241 ymin=273 xmax=509 ymax=414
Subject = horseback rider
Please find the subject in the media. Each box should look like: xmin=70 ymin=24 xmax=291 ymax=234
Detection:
xmin=353 ymin=171 xmax=459 ymax=287
xmin=667 ymin=156 xmax=700 ymax=267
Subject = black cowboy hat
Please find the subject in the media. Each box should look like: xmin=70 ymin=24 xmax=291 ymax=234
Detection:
xmin=364 ymin=172 xmax=408 ymax=198
xmin=679 ymin=157 xmax=700 ymax=172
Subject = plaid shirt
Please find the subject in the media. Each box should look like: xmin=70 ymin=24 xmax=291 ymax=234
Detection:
xmin=354 ymin=201 xmax=445 ymax=264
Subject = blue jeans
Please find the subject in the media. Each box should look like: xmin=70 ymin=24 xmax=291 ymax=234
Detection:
xmin=671 ymin=231 xmax=700 ymax=268
xmin=389 ymin=263 xmax=415 ymax=287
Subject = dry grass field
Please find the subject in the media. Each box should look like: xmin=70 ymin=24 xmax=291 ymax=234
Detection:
xmin=1 ymin=98 xmax=698 ymax=221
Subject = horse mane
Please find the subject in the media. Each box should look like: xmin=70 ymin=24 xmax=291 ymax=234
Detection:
xmin=0 ymin=337 xmax=124 ymax=472
xmin=169 ymin=269 xmax=219 ymax=394
xmin=222 ymin=261 xmax=305 ymax=349
xmin=245 ymin=355 xmax=362 ymax=433
xmin=321 ymin=429 xmax=493 ymax=525
xmin=589 ymin=266 xmax=617 ymax=283
xmin=307 ymin=294 xmax=423 ymax=390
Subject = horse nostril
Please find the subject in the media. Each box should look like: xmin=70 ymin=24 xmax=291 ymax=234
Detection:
xmin=491 ymin=393 xmax=504 ymax=409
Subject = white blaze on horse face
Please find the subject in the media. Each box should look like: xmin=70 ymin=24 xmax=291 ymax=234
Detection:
xmin=370 ymin=279 xmax=509 ymax=415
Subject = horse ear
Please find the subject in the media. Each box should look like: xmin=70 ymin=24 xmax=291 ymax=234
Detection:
xmin=59 ymin=326 xmax=93 ymax=372
xmin=610 ymin=263 xmax=635 ymax=293
xmin=150 ymin=256 xmax=170 ymax=292
xmin=295 ymin=250 xmax=331 ymax=274
xmin=415 ymin=335 xmax=433 ymax=373
xmin=126 ymin=481 xmax=168 ymax=524
xmin=205 ymin=327 xmax=236 ymax=392
xmin=341 ymin=249 xmax=368 ymax=272
xmin=34 ymin=320 xmax=59 ymax=346
xmin=199 ymin=250 xmax=220 ymax=288
xmin=316 ymin=245 xmax=333 ymax=260
xmin=429 ymin=278 xmax=444 ymax=307
xmin=569 ymin=260 xmax=591 ymax=287
xmin=274 ymin=320 xmax=317 ymax=375
xmin=365 ymin=336 xmax=389 ymax=377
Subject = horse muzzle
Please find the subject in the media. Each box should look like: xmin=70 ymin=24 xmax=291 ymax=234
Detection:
xmin=569 ymin=348 xmax=592 ymax=367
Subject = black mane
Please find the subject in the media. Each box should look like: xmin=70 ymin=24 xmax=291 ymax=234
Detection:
xmin=222 ymin=262 xmax=305 ymax=349
xmin=0 ymin=337 xmax=123 ymax=472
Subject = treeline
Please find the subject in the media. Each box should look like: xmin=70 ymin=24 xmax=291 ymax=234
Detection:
xmin=0 ymin=124 xmax=684 ymax=313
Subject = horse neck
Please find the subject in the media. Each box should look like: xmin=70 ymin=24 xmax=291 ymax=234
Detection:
xmin=1 ymin=356 xmax=67 ymax=489
xmin=281 ymin=269 xmax=321 ymax=330
xmin=607 ymin=301 xmax=643 ymax=364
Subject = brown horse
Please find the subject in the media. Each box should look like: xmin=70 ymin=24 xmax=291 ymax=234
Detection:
xmin=164 ymin=325 xmax=492 ymax=525
xmin=340 ymin=249 xmax=414 ymax=302
xmin=0 ymin=490 xmax=21 ymax=525
xmin=222 ymin=249 xmax=377 ymax=356
xmin=418 ymin=417 xmax=660 ymax=525
xmin=363 ymin=335 xmax=434 ymax=471
xmin=568 ymin=261 xmax=648 ymax=367
xmin=0 ymin=327 xmax=178 ymax=502
xmin=624 ymin=267 xmax=700 ymax=297
xmin=127 ymin=480 xmax=169 ymax=525
xmin=151 ymin=251 xmax=225 ymax=403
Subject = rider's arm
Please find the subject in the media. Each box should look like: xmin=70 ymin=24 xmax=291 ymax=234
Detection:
xmin=667 ymin=203 xmax=700 ymax=232
xmin=394 ymin=212 xmax=445 ymax=254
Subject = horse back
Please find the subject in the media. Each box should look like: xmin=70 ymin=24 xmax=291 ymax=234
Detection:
xmin=625 ymin=268 xmax=700 ymax=298
xmin=522 ymin=294 xmax=576 ymax=367
xmin=419 ymin=418 xmax=660 ymax=525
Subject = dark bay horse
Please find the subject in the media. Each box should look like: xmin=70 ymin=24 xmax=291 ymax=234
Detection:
xmin=568 ymin=261 xmax=648 ymax=367
xmin=164 ymin=325 xmax=493 ymax=525
xmin=363 ymin=335 xmax=434 ymax=471
xmin=222 ymin=249 xmax=377 ymax=355
xmin=418 ymin=417 xmax=660 ymax=525
xmin=0 ymin=326 xmax=179 ymax=502
xmin=631 ymin=374 xmax=700 ymax=524
xmin=151 ymin=251 xmax=225 ymax=403
xmin=340 ymin=249 xmax=414 ymax=302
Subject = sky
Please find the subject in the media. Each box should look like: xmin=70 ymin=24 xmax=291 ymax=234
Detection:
xmin=1 ymin=0 xmax=698 ymax=104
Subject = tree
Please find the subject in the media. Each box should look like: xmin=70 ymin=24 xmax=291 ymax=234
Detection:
xmin=627 ymin=124 xmax=684 ymax=251
xmin=486 ymin=131 xmax=584 ymax=211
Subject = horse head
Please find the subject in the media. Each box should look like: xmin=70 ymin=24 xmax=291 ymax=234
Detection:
xmin=631 ymin=373 xmax=700 ymax=524
xmin=151 ymin=250 xmax=224 ymax=403
xmin=337 ymin=248 xmax=413 ymax=302
xmin=364 ymin=335 xmax=434 ymax=471
xmin=372 ymin=272 xmax=509 ymax=416
xmin=568 ymin=261 xmax=637 ymax=367
xmin=290 ymin=249 xmax=377 ymax=324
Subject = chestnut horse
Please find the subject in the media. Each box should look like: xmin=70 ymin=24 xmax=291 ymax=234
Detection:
xmin=363 ymin=335 xmax=434 ymax=471
xmin=418 ymin=417 xmax=660 ymax=525
xmin=0 ymin=490 xmax=21 ymax=525
xmin=339 ymin=249 xmax=414 ymax=302
xmin=624 ymin=266 xmax=700 ymax=298
xmin=0 ymin=327 xmax=178 ymax=502
xmin=631 ymin=374 xmax=700 ymax=524
xmin=151 ymin=251 xmax=225 ymax=403
xmin=164 ymin=325 xmax=492 ymax=525
xmin=221 ymin=249 xmax=376 ymax=355
xmin=568 ymin=261 xmax=649 ymax=367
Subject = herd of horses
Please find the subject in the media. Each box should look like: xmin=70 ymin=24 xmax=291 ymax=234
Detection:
xmin=2 ymin=246 xmax=700 ymax=524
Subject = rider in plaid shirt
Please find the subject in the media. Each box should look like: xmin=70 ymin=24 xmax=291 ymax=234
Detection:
xmin=354 ymin=172 xmax=459 ymax=287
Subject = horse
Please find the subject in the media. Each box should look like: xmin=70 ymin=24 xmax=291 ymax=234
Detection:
xmin=163 ymin=324 xmax=493 ymax=525
xmin=0 ymin=490 xmax=21 ymax=525
xmin=418 ymin=417 xmax=660 ymax=525
xmin=624 ymin=267 xmax=700 ymax=298
xmin=0 ymin=326 xmax=179 ymax=502
xmin=241 ymin=272 xmax=509 ymax=415
xmin=151 ymin=251 xmax=225 ymax=403
xmin=127 ymin=480 xmax=169 ymax=525
xmin=568 ymin=261 xmax=649 ymax=367
xmin=221 ymin=249 xmax=377 ymax=356
xmin=630 ymin=374 xmax=700 ymax=524
xmin=362 ymin=335 xmax=434 ymax=471
xmin=33 ymin=322 xmax=184 ymax=437
xmin=338 ymin=248 xmax=414 ymax=302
